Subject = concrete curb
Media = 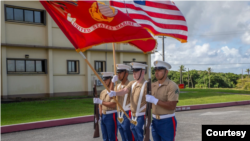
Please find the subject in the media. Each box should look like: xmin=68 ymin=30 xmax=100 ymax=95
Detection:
xmin=175 ymin=100 xmax=250 ymax=112
xmin=1 ymin=115 xmax=94 ymax=134
xmin=1 ymin=100 xmax=250 ymax=134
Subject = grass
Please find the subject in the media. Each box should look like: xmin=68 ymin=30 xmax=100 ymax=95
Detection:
xmin=178 ymin=88 xmax=250 ymax=106
xmin=1 ymin=88 xmax=250 ymax=126
xmin=182 ymin=88 xmax=250 ymax=94
xmin=1 ymin=99 xmax=94 ymax=126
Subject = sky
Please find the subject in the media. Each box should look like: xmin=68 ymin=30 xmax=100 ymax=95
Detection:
xmin=151 ymin=1 xmax=250 ymax=74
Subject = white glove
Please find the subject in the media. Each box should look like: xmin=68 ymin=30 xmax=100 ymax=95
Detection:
xmin=108 ymin=91 xmax=116 ymax=97
xmin=93 ymin=98 xmax=102 ymax=104
xmin=112 ymin=75 xmax=118 ymax=83
xmin=146 ymin=95 xmax=159 ymax=105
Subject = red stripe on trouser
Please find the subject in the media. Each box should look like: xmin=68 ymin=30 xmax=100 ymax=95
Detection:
xmin=172 ymin=117 xmax=176 ymax=141
xmin=113 ymin=113 xmax=118 ymax=141
xmin=129 ymin=111 xmax=135 ymax=141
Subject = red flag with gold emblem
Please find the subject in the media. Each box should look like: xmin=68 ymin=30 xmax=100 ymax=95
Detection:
xmin=40 ymin=0 xmax=156 ymax=53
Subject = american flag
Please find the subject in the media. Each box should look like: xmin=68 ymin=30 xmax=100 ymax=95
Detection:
xmin=110 ymin=0 xmax=188 ymax=43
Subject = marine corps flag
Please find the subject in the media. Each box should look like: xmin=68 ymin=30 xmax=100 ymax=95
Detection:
xmin=40 ymin=0 xmax=156 ymax=53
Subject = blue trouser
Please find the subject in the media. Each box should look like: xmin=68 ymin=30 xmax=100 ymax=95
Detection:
xmin=130 ymin=115 xmax=144 ymax=141
xmin=101 ymin=113 xmax=118 ymax=141
xmin=151 ymin=116 xmax=177 ymax=141
xmin=117 ymin=111 xmax=133 ymax=141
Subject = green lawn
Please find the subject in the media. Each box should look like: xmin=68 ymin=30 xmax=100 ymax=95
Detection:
xmin=1 ymin=99 xmax=94 ymax=126
xmin=1 ymin=88 xmax=250 ymax=126
xmin=178 ymin=88 xmax=250 ymax=106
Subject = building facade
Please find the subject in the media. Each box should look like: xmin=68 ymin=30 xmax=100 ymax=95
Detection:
xmin=1 ymin=1 xmax=151 ymax=99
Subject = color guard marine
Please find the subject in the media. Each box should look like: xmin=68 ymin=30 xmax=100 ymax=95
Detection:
xmin=110 ymin=64 xmax=133 ymax=141
xmin=146 ymin=61 xmax=179 ymax=141
xmin=109 ymin=62 xmax=148 ymax=141
xmin=93 ymin=72 xmax=118 ymax=141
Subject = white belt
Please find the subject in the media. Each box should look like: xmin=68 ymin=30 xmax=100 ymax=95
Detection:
xmin=132 ymin=112 xmax=145 ymax=117
xmin=102 ymin=110 xmax=117 ymax=114
xmin=123 ymin=104 xmax=131 ymax=111
xmin=124 ymin=107 xmax=130 ymax=111
xmin=153 ymin=113 xmax=175 ymax=120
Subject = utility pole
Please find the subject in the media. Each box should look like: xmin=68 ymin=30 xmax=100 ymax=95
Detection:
xmin=242 ymin=69 xmax=243 ymax=80
xmin=158 ymin=36 xmax=166 ymax=61
xmin=180 ymin=66 xmax=182 ymax=84
xmin=188 ymin=68 xmax=189 ymax=88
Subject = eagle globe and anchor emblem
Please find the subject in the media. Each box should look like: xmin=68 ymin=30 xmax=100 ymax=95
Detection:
xmin=89 ymin=2 xmax=118 ymax=22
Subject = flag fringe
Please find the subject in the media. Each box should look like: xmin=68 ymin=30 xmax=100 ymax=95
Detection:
xmin=75 ymin=37 xmax=157 ymax=53
xmin=144 ymin=28 xmax=187 ymax=43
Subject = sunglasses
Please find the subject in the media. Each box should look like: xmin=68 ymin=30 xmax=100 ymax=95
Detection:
xmin=154 ymin=67 xmax=166 ymax=71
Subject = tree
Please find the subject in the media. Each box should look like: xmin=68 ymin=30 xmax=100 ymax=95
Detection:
xmin=156 ymin=68 xmax=241 ymax=89
xmin=236 ymin=77 xmax=250 ymax=90
xmin=190 ymin=74 xmax=193 ymax=88
xmin=187 ymin=68 xmax=190 ymax=87
xmin=151 ymin=67 xmax=157 ymax=82
xmin=208 ymin=67 xmax=211 ymax=88
xmin=189 ymin=70 xmax=199 ymax=88
xmin=179 ymin=65 xmax=186 ymax=84
xmin=246 ymin=69 xmax=250 ymax=78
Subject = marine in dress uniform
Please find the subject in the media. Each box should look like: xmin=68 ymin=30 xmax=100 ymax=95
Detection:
xmin=146 ymin=61 xmax=179 ymax=141
xmin=108 ymin=62 xmax=148 ymax=141
xmin=111 ymin=64 xmax=133 ymax=141
xmin=93 ymin=72 xmax=118 ymax=141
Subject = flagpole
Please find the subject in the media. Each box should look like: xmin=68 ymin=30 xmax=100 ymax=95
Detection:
xmin=79 ymin=52 xmax=131 ymax=121
xmin=112 ymin=43 xmax=119 ymax=115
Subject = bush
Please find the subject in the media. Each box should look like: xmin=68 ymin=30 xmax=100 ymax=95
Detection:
xmin=236 ymin=78 xmax=250 ymax=90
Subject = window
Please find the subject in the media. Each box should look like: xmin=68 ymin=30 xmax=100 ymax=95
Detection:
xmin=7 ymin=59 xmax=47 ymax=74
xmin=5 ymin=5 xmax=46 ymax=24
xmin=123 ymin=61 xmax=147 ymax=74
xmin=67 ymin=60 xmax=79 ymax=74
xmin=95 ymin=61 xmax=106 ymax=72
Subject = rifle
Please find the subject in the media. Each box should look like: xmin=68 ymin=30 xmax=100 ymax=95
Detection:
xmin=93 ymin=80 xmax=100 ymax=138
xmin=143 ymin=78 xmax=152 ymax=141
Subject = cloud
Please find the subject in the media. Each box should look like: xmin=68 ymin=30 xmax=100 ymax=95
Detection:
xmin=241 ymin=31 xmax=250 ymax=44
xmin=174 ymin=1 xmax=250 ymax=43
xmin=220 ymin=46 xmax=240 ymax=57
xmin=151 ymin=39 xmax=250 ymax=74
xmin=151 ymin=1 xmax=250 ymax=74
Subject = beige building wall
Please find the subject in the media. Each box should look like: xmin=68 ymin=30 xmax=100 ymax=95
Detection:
xmin=53 ymin=50 xmax=87 ymax=93
xmin=6 ymin=23 xmax=46 ymax=46
xmin=4 ymin=1 xmax=44 ymax=9
xmin=6 ymin=47 xmax=47 ymax=59
xmin=7 ymin=75 xmax=48 ymax=95
xmin=1 ymin=1 xmax=152 ymax=98
xmin=52 ymin=28 xmax=73 ymax=48
xmin=5 ymin=47 xmax=48 ymax=96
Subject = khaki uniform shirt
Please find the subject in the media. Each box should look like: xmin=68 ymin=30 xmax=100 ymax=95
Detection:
xmin=115 ymin=80 xmax=130 ymax=110
xmin=125 ymin=79 xmax=147 ymax=113
xmin=99 ymin=89 xmax=116 ymax=111
xmin=152 ymin=78 xmax=179 ymax=115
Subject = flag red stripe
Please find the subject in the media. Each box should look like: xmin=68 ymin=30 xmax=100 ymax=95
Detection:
xmin=141 ymin=24 xmax=187 ymax=40
xmin=145 ymin=1 xmax=179 ymax=11
xmin=172 ymin=117 xmax=176 ymax=141
xmin=129 ymin=14 xmax=188 ymax=31
xmin=111 ymin=1 xmax=186 ymax=21
xmin=129 ymin=111 xmax=135 ymax=141
xmin=110 ymin=0 xmax=188 ymax=43
xmin=113 ymin=113 xmax=118 ymax=141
